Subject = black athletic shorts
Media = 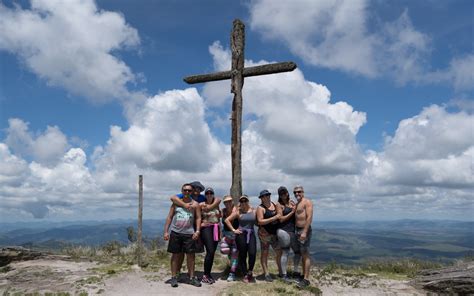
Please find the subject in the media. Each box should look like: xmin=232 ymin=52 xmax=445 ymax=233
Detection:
xmin=167 ymin=231 xmax=197 ymax=253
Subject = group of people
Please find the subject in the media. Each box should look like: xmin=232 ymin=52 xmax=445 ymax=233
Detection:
xmin=163 ymin=181 xmax=314 ymax=289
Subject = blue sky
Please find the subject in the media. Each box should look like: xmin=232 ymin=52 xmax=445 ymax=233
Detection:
xmin=0 ymin=0 xmax=472 ymax=222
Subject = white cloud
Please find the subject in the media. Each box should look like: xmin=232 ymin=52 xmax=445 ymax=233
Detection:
xmin=0 ymin=143 xmax=29 ymax=186
xmin=5 ymin=118 xmax=69 ymax=166
xmin=426 ymin=54 xmax=474 ymax=91
xmin=0 ymin=143 xmax=98 ymax=218
xmin=94 ymin=88 xmax=224 ymax=173
xmin=249 ymin=0 xmax=473 ymax=90
xmin=0 ymin=29 xmax=472 ymax=221
xmin=203 ymin=43 xmax=367 ymax=176
xmin=0 ymin=0 xmax=140 ymax=103
xmin=364 ymin=105 xmax=474 ymax=189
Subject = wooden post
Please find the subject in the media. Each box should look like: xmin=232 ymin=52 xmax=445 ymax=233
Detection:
xmin=230 ymin=19 xmax=244 ymax=203
xmin=137 ymin=175 xmax=143 ymax=267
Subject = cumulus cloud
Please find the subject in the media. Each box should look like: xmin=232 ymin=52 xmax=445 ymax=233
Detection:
xmin=94 ymin=88 xmax=223 ymax=173
xmin=203 ymin=42 xmax=366 ymax=176
xmin=5 ymin=118 xmax=69 ymax=166
xmin=248 ymin=0 xmax=473 ymax=90
xmin=367 ymin=105 xmax=474 ymax=189
xmin=0 ymin=0 xmax=140 ymax=103
xmin=0 ymin=143 xmax=97 ymax=218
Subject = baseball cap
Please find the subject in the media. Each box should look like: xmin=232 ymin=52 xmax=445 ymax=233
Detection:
xmin=278 ymin=186 xmax=288 ymax=195
xmin=204 ymin=187 xmax=214 ymax=194
xmin=223 ymin=195 xmax=233 ymax=202
xmin=239 ymin=195 xmax=249 ymax=202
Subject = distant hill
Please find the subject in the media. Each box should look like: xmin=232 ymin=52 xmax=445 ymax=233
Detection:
xmin=0 ymin=219 xmax=472 ymax=263
xmin=0 ymin=220 xmax=165 ymax=250
xmin=313 ymin=220 xmax=473 ymax=264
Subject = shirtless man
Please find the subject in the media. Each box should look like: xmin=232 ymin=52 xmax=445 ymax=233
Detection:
xmin=293 ymin=185 xmax=313 ymax=288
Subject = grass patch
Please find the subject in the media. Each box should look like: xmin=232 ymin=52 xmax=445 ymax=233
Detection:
xmin=219 ymin=281 xmax=321 ymax=296
xmin=360 ymin=258 xmax=443 ymax=278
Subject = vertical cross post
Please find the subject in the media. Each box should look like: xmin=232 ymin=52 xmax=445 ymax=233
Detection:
xmin=137 ymin=174 xmax=143 ymax=267
xmin=230 ymin=20 xmax=244 ymax=201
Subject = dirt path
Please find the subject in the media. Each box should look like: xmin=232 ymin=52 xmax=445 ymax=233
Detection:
xmin=102 ymin=268 xmax=233 ymax=296
xmin=0 ymin=258 xmax=425 ymax=295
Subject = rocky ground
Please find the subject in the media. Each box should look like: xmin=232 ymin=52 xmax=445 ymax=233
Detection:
xmin=1 ymin=247 xmax=472 ymax=295
xmin=0 ymin=258 xmax=425 ymax=295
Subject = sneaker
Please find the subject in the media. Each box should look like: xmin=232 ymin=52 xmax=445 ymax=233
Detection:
xmin=169 ymin=276 xmax=178 ymax=288
xmin=201 ymin=274 xmax=213 ymax=285
xmin=292 ymin=272 xmax=303 ymax=281
xmin=280 ymin=274 xmax=291 ymax=283
xmin=264 ymin=274 xmax=273 ymax=282
xmin=177 ymin=272 xmax=187 ymax=283
xmin=247 ymin=272 xmax=255 ymax=283
xmin=189 ymin=276 xmax=202 ymax=287
xmin=297 ymin=278 xmax=310 ymax=289
xmin=243 ymin=274 xmax=250 ymax=283
xmin=209 ymin=275 xmax=216 ymax=284
xmin=227 ymin=273 xmax=236 ymax=282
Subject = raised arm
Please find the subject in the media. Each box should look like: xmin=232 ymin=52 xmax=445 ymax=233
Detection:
xmin=163 ymin=205 xmax=175 ymax=241
xmin=202 ymin=197 xmax=222 ymax=211
xmin=170 ymin=195 xmax=192 ymax=210
xmin=256 ymin=205 xmax=280 ymax=226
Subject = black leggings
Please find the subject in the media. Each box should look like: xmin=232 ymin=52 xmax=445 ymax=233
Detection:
xmin=235 ymin=232 xmax=256 ymax=275
xmin=201 ymin=226 xmax=218 ymax=276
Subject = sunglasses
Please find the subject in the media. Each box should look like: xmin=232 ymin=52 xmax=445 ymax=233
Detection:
xmin=183 ymin=189 xmax=192 ymax=193
xmin=294 ymin=190 xmax=303 ymax=194
xmin=240 ymin=200 xmax=249 ymax=203
xmin=205 ymin=192 xmax=214 ymax=195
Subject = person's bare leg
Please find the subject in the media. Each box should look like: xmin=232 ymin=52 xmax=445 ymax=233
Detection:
xmin=186 ymin=253 xmax=195 ymax=278
xmin=177 ymin=253 xmax=184 ymax=273
xmin=261 ymin=249 xmax=269 ymax=275
xmin=171 ymin=253 xmax=181 ymax=277
xmin=275 ymin=249 xmax=282 ymax=275
xmin=302 ymin=252 xmax=310 ymax=280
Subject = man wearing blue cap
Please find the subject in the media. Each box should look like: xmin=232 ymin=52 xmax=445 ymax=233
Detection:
xmin=170 ymin=181 xmax=221 ymax=210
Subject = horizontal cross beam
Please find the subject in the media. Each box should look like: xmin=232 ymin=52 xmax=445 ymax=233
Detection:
xmin=183 ymin=61 xmax=297 ymax=84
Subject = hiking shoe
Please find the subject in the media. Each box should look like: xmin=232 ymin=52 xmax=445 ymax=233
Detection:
xmin=209 ymin=275 xmax=216 ymax=284
xmin=248 ymin=272 xmax=256 ymax=283
xmin=177 ymin=272 xmax=187 ymax=283
xmin=189 ymin=276 xmax=202 ymax=287
xmin=227 ymin=273 xmax=236 ymax=282
xmin=264 ymin=274 xmax=273 ymax=282
xmin=169 ymin=276 xmax=178 ymax=288
xmin=297 ymin=278 xmax=310 ymax=289
xmin=280 ymin=274 xmax=291 ymax=283
xmin=292 ymin=272 xmax=303 ymax=281
xmin=201 ymin=274 xmax=213 ymax=284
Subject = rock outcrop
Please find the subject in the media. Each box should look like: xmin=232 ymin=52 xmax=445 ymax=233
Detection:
xmin=411 ymin=261 xmax=474 ymax=295
xmin=0 ymin=247 xmax=43 ymax=267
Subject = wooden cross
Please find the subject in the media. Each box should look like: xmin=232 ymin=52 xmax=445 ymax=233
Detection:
xmin=183 ymin=19 xmax=297 ymax=204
